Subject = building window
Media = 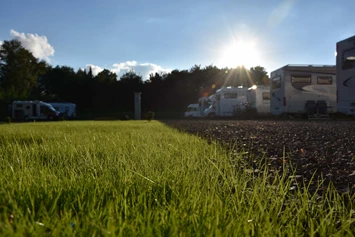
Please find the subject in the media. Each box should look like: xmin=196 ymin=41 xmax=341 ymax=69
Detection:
xmin=291 ymin=75 xmax=311 ymax=83
xmin=224 ymin=93 xmax=238 ymax=98
xmin=262 ymin=92 xmax=270 ymax=100
xmin=271 ymin=77 xmax=281 ymax=89
xmin=317 ymin=76 xmax=332 ymax=84
xmin=342 ymin=48 xmax=355 ymax=70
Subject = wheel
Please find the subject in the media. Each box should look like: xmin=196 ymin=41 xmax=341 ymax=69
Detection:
xmin=188 ymin=115 xmax=193 ymax=119
xmin=24 ymin=116 xmax=30 ymax=122
xmin=208 ymin=113 xmax=215 ymax=118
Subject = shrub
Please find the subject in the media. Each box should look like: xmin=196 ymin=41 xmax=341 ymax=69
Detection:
xmin=145 ymin=111 xmax=155 ymax=121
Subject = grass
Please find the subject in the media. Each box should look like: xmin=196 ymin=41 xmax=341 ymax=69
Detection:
xmin=0 ymin=120 xmax=354 ymax=236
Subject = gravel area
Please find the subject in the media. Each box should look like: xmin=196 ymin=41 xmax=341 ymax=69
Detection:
xmin=162 ymin=119 xmax=355 ymax=194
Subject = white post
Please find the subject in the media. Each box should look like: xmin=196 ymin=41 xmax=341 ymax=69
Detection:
xmin=134 ymin=92 xmax=141 ymax=120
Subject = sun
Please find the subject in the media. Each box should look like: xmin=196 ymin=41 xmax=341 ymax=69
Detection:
xmin=219 ymin=40 xmax=259 ymax=68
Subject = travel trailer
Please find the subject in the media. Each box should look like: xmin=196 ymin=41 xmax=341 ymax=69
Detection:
xmin=204 ymin=86 xmax=248 ymax=117
xmin=270 ymin=65 xmax=337 ymax=117
xmin=336 ymin=35 xmax=355 ymax=115
xmin=246 ymin=85 xmax=271 ymax=115
xmin=48 ymin=102 xmax=77 ymax=119
xmin=184 ymin=104 xmax=200 ymax=118
xmin=11 ymin=101 xmax=60 ymax=121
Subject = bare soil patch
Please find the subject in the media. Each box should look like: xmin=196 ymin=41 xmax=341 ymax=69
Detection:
xmin=162 ymin=119 xmax=355 ymax=194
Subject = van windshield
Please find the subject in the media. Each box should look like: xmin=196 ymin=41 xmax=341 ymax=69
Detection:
xmin=48 ymin=105 xmax=57 ymax=112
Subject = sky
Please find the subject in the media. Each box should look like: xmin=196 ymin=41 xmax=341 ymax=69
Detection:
xmin=0 ymin=0 xmax=354 ymax=80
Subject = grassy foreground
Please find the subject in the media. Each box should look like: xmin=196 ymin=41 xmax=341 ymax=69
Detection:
xmin=0 ymin=121 xmax=354 ymax=236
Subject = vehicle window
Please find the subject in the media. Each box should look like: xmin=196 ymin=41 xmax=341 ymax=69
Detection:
xmin=262 ymin=92 xmax=270 ymax=100
xmin=291 ymin=75 xmax=311 ymax=83
xmin=224 ymin=93 xmax=238 ymax=98
xmin=40 ymin=106 xmax=49 ymax=114
xmin=15 ymin=104 xmax=23 ymax=108
xmin=342 ymin=48 xmax=355 ymax=70
xmin=317 ymin=76 xmax=332 ymax=84
xmin=271 ymin=76 xmax=281 ymax=89
xmin=216 ymin=94 xmax=221 ymax=100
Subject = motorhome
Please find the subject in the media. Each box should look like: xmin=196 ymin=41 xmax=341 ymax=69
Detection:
xmin=12 ymin=100 xmax=60 ymax=121
xmin=198 ymin=95 xmax=216 ymax=117
xmin=204 ymin=86 xmax=248 ymax=117
xmin=184 ymin=104 xmax=200 ymax=118
xmin=246 ymin=85 xmax=271 ymax=115
xmin=48 ymin=102 xmax=77 ymax=119
xmin=336 ymin=35 xmax=355 ymax=115
xmin=270 ymin=65 xmax=337 ymax=117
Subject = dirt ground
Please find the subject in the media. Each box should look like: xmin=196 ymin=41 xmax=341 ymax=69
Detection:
xmin=162 ymin=119 xmax=355 ymax=194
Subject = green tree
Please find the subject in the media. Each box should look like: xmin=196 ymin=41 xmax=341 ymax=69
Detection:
xmin=250 ymin=66 xmax=269 ymax=85
xmin=95 ymin=69 xmax=117 ymax=84
xmin=0 ymin=40 xmax=47 ymax=101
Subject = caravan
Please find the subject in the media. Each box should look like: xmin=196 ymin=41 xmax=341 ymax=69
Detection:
xmin=246 ymin=85 xmax=271 ymax=115
xmin=205 ymin=86 xmax=248 ymax=117
xmin=11 ymin=101 xmax=60 ymax=121
xmin=336 ymin=35 xmax=355 ymax=115
xmin=270 ymin=65 xmax=337 ymax=117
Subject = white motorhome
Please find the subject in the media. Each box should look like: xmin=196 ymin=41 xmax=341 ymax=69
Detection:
xmin=198 ymin=95 xmax=216 ymax=117
xmin=184 ymin=104 xmax=200 ymax=118
xmin=270 ymin=65 xmax=337 ymax=116
xmin=48 ymin=102 xmax=77 ymax=119
xmin=12 ymin=101 xmax=60 ymax=121
xmin=246 ymin=85 xmax=271 ymax=115
xmin=206 ymin=86 xmax=248 ymax=117
xmin=336 ymin=35 xmax=355 ymax=115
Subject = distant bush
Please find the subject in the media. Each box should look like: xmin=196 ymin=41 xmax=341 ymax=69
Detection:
xmin=120 ymin=114 xmax=130 ymax=121
xmin=145 ymin=111 xmax=155 ymax=121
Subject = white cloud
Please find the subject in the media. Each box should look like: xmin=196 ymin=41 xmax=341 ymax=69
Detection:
xmin=10 ymin=29 xmax=55 ymax=62
xmin=86 ymin=61 xmax=171 ymax=80
xmin=85 ymin=64 xmax=104 ymax=76
xmin=0 ymin=40 xmax=3 ymax=46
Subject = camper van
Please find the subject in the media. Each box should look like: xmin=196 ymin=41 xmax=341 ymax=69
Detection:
xmin=205 ymin=86 xmax=248 ymax=117
xmin=336 ymin=35 xmax=355 ymax=115
xmin=184 ymin=104 xmax=200 ymax=118
xmin=48 ymin=102 xmax=76 ymax=119
xmin=12 ymin=101 xmax=60 ymax=121
xmin=270 ymin=65 xmax=337 ymax=117
xmin=198 ymin=95 xmax=216 ymax=117
xmin=246 ymin=85 xmax=271 ymax=115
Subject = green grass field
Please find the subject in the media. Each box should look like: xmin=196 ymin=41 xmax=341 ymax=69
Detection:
xmin=0 ymin=121 xmax=354 ymax=236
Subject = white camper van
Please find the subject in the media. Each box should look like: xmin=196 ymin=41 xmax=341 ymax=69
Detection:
xmin=184 ymin=104 xmax=200 ymax=118
xmin=198 ymin=95 xmax=216 ymax=117
xmin=48 ymin=102 xmax=77 ymax=119
xmin=12 ymin=101 xmax=60 ymax=121
xmin=270 ymin=65 xmax=337 ymax=117
xmin=246 ymin=85 xmax=271 ymax=115
xmin=208 ymin=86 xmax=248 ymax=117
xmin=336 ymin=35 xmax=355 ymax=115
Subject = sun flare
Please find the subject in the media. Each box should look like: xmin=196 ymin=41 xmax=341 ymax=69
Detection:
xmin=219 ymin=40 xmax=259 ymax=68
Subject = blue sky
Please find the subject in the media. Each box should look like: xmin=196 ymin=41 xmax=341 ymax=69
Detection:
xmin=0 ymin=0 xmax=354 ymax=79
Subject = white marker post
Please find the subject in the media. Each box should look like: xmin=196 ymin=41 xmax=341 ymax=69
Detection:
xmin=134 ymin=92 xmax=142 ymax=120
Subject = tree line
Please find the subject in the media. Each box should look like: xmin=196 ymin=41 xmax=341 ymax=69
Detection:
xmin=0 ymin=39 xmax=269 ymax=119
